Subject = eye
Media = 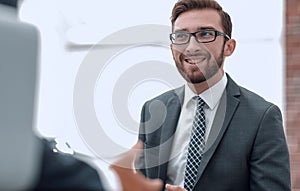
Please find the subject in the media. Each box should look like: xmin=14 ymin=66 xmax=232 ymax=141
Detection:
xmin=198 ymin=30 xmax=214 ymax=38
xmin=175 ymin=32 xmax=189 ymax=39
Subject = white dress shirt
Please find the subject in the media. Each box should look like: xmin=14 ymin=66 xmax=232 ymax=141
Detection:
xmin=166 ymin=75 xmax=228 ymax=187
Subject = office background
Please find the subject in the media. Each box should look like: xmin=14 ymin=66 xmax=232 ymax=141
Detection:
xmin=18 ymin=0 xmax=299 ymax=190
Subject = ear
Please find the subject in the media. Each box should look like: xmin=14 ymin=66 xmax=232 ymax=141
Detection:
xmin=223 ymin=39 xmax=236 ymax=57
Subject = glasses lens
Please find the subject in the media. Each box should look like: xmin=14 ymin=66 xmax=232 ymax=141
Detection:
xmin=171 ymin=32 xmax=190 ymax=44
xmin=196 ymin=30 xmax=215 ymax=43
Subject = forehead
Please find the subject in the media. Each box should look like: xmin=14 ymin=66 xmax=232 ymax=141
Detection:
xmin=173 ymin=9 xmax=222 ymax=32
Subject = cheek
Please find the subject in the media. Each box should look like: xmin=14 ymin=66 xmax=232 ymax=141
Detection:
xmin=171 ymin=45 xmax=186 ymax=57
xmin=205 ymin=46 xmax=222 ymax=60
xmin=205 ymin=38 xmax=223 ymax=50
xmin=171 ymin=49 xmax=182 ymax=61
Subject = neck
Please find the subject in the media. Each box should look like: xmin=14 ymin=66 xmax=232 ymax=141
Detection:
xmin=188 ymin=70 xmax=224 ymax=95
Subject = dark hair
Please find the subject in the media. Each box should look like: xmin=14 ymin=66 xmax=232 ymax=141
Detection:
xmin=171 ymin=0 xmax=232 ymax=38
xmin=0 ymin=0 xmax=18 ymax=8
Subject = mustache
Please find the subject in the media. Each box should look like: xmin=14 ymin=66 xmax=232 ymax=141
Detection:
xmin=180 ymin=52 xmax=211 ymax=60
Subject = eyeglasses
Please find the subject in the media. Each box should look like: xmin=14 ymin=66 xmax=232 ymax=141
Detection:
xmin=170 ymin=29 xmax=231 ymax=45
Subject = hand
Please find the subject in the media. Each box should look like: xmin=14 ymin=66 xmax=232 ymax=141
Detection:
xmin=165 ymin=184 xmax=187 ymax=191
xmin=110 ymin=141 xmax=163 ymax=191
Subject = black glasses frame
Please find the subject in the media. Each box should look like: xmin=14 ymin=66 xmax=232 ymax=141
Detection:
xmin=170 ymin=29 xmax=231 ymax=45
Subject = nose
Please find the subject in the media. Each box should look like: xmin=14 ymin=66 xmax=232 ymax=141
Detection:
xmin=185 ymin=35 xmax=203 ymax=54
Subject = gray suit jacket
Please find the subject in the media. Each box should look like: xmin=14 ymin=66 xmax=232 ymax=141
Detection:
xmin=138 ymin=74 xmax=291 ymax=191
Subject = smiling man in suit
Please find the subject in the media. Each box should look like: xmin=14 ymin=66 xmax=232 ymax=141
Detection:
xmin=135 ymin=0 xmax=291 ymax=190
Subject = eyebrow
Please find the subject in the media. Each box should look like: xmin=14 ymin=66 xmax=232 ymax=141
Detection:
xmin=199 ymin=26 xmax=216 ymax=30
xmin=173 ymin=28 xmax=188 ymax=33
xmin=173 ymin=26 xmax=217 ymax=33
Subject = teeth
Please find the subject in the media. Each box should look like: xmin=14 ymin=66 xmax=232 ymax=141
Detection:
xmin=186 ymin=58 xmax=205 ymax=64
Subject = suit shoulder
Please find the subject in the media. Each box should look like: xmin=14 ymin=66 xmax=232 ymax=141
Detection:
xmin=226 ymin=75 xmax=279 ymax=113
xmin=238 ymin=85 xmax=280 ymax=113
xmin=34 ymin=139 xmax=105 ymax=190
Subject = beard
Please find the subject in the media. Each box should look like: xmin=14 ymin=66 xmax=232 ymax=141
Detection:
xmin=174 ymin=45 xmax=225 ymax=84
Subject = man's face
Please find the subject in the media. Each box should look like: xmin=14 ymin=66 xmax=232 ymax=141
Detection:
xmin=171 ymin=9 xmax=226 ymax=84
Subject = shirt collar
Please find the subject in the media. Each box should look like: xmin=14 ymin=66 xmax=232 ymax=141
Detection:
xmin=183 ymin=74 xmax=228 ymax=110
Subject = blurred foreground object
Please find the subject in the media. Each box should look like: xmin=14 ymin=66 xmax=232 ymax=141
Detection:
xmin=0 ymin=3 xmax=42 ymax=190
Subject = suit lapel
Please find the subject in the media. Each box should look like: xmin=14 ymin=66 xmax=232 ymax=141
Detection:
xmin=157 ymin=86 xmax=184 ymax=180
xmin=195 ymin=75 xmax=241 ymax=183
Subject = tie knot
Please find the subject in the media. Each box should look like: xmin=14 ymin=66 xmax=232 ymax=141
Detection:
xmin=194 ymin=96 xmax=205 ymax=107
